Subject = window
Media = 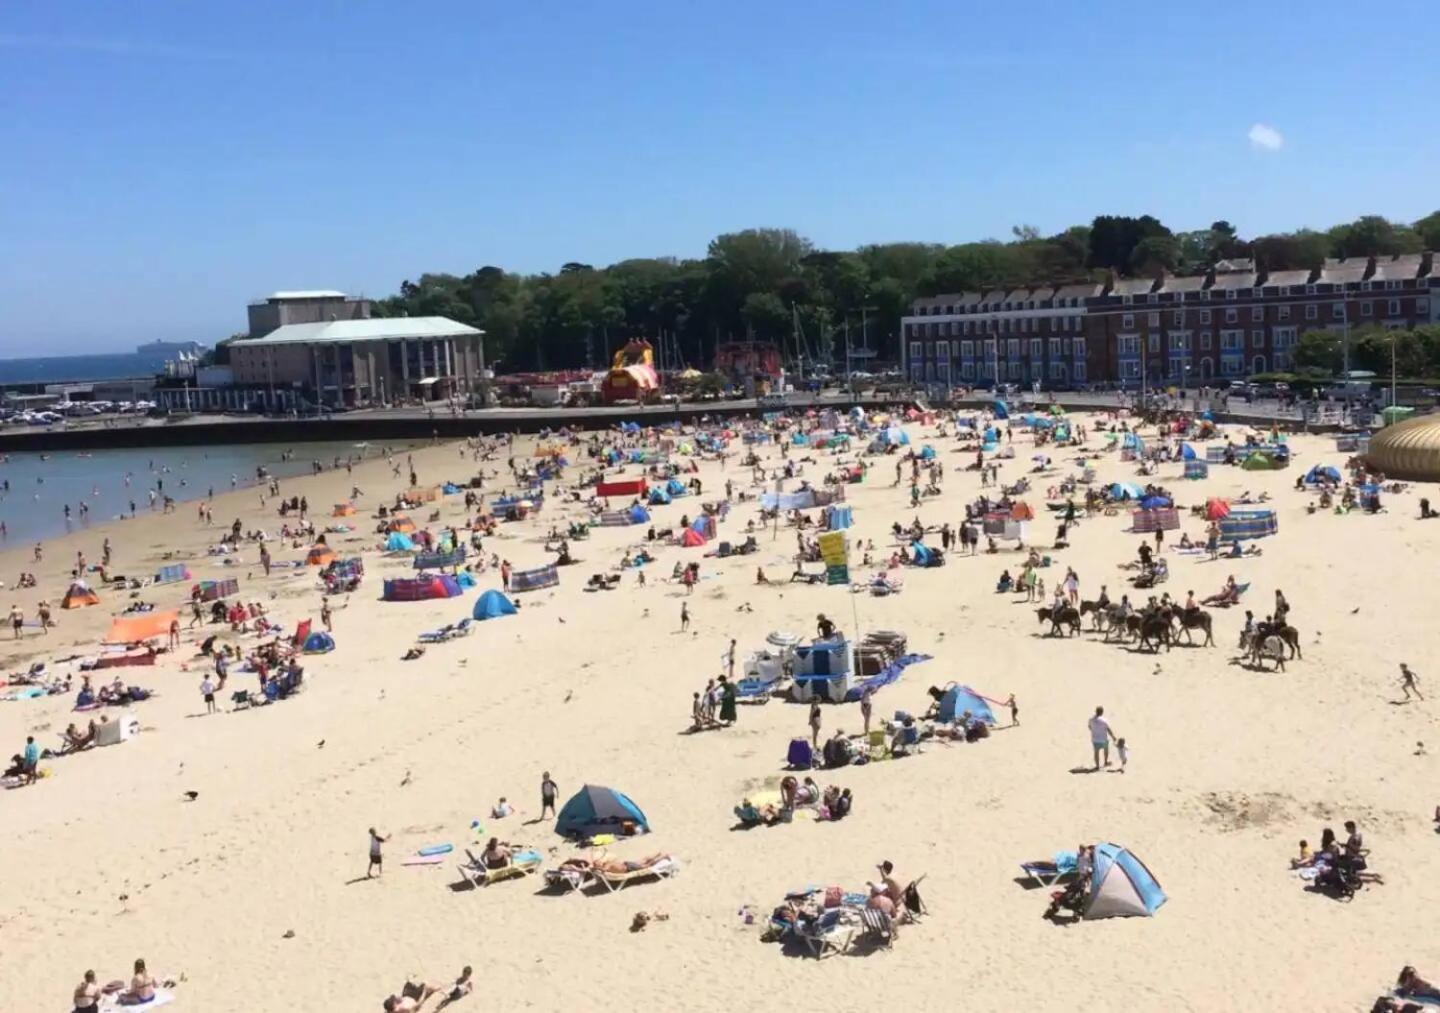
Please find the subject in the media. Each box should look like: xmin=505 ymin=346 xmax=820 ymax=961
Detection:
xmin=1305 ymin=304 xmax=1318 ymax=320
xmin=1279 ymin=286 xmax=1291 ymax=296
xmin=935 ymin=342 xmax=949 ymax=363
xmin=1361 ymin=301 xmax=1373 ymax=317
xmin=1419 ymin=298 xmax=1430 ymax=314
xmin=1121 ymin=361 xmax=1141 ymax=379
xmin=1332 ymin=303 xmax=1345 ymax=319
xmin=1278 ymin=305 xmax=1290 ymax=321
xmin=1122 ymin=295 xmax=1133 ymax=305
xmin=1252 ymin=329 xmax=1264 ymax=348
xmin=1306 ymin=284 xmax=1317 ymax=295
xmin=1171 ymin=333 xmax=1187 ymax=351
xmin=1222 ymin=358 xmax=1242 ymax=376
xmin=1048 ymin=338 xmax=1061 ymax=358
xmin=1201 ymin=289 xmax=1211 ymax=300
xmin=1226 ymin=289 xmax=1237 ymax=300
xmin=1072 ymin=337 xmax=1086 ymax=357
xmin=1028 ymin=339 xmax=1041 ymax=359
xmin=1225 ymin=308 xmax=1238 ymax=323
xmin=960 ymin=362 xmax=975 ymax=380
xmin=1251 ymin=306 xmax=1263 ymax=322
xmin=1122 ymin=313 xmax=1135 ymax=329
xmin=1147 ymin=333 xmax=1160 ymax=353
xmin=1252 ymin=355 xmax=1267 ymax=375
xmin=1200 ymin=331 xmax=1212 ymax=350
xmin=1389 ymin=299 xmax=1401 ymax=315
xmin=960 ymin=340 xmax=974 ymax=357
xmin=1073 ymin=361 xmax=1087 ymax=382
xmin=908 ymin=342 xmax=922 ymax=362
xmin=1199 ymin=309 xmax=1211 ymax=324
xmin=962 ymin=321 xmax=970 ymax=335
xmin=1008 ymin=361 xmax=1022 ymax=380
xmin=1118 ymin=336 xmax=1139 ymax=355
xmin=1148 ymin=312 xmax=1160 ymax=327
xmin=1173 ymin=311 xmax=1184 ymax=325
xmin=984 ymin=339 xmax=996 ymax=358
xmin=1221 ymin=330 xmax=1243 ymax=351
xmin=1007 ymin=339 xmax=1020 ymax=357
xmin=1387 ymin=280 xmax=1401 ymax=291
xmin=1361 ymin=281 xmax=1372 ymax=292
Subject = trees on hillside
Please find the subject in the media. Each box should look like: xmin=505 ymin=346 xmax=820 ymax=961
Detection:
xmin=364 ymin=211 xmax=1439 ymax=374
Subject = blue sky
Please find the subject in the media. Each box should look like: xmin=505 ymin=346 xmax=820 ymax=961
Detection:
xmin=2 ymin=0 xmax=1437 ymax=353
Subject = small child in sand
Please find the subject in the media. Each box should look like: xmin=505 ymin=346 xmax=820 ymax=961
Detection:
xmin=1007 ymin=694 xmax=1018 ymax=726
xmin=1116 ymin=737 xmax=1128 ymax=772
xmin=491 ymin=797 xmax=513 ymax=819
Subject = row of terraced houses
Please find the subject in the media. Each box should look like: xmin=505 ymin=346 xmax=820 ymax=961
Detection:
xmin=900 ymin=253 xmax=1440 ymax=388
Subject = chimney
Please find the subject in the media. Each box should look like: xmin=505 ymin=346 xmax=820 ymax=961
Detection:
xmin=1421 ymin=251 xmax=1434 ymax=278
xmin=1364 ymin=254 xmax=1378 ymax=279
xmin=1102 ymin=270 xmax=1116 ymax=296
xmin=1203 ymin=266 xmax=1217 ymax=291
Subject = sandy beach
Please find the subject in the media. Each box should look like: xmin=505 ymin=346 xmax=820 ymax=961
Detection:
xmin=3 ymin=410 xmax=1438 ymax=1012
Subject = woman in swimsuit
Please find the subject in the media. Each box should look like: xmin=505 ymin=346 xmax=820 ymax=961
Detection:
xmin=72 ymin=969 xmax=101 ymax=1012
xmin=119 ymin=958 xmax=155 ymax=1005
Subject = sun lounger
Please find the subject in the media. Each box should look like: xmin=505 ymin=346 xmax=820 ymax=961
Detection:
xmin=543 ymin=865 xmax=592 ymax=893
xmin=459 ymin=848 xmax=541 ymax=888
xmin=798 ymin=908 xmax=853 ymax=958
xmin=1019 ymin=852 xmax=1078 ymax=888
xmin=592 ymin=855 xmax=680 ymax=893
xmin=417 ymin=619 xmax=472 ymax=643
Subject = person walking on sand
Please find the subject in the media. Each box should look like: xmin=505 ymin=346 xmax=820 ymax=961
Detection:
xmin=200 ymin=675 xmax=216 ymax=715
xmin=540 ymin=772 xmax=559 ymax=820
xmin=1116 ymin=736 xmax=1129 ymax=772
xmin=321 ymin=598 xmax=333 ymax=632
xmin=1089 ymin=706 xmax=1115 ymax=770
xmin=367 ymin=827 xmax=388 ymax=878
xmin=809 ymin=698 xmax=822 ymax=749
xmin=1401 ymin=663 xmax=1424 ymax=701
xmin=10 ymin=603 xmax=24 ymax=640
xmin=860 ymin=686 xmax=874 ymax=736
xmin=680 ymin=603 xmax=690 ymax=632
xmin=723 ymin=638 xmax=737 ymax=680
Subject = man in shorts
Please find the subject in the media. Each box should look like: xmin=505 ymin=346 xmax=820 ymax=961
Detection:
xmin=368 ymin=827 xmax=388 ymax=878
xmin=540 ymin=772 xmax=558 ymax=820
xmin=1088 ymin=706 xmax=1115 ymax=770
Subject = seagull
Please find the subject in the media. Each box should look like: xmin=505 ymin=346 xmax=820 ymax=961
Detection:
xmin=400 ymin=771 xmax=412 ymax=787
xmin=563 ymin=691 xmax=573 ymax=703
xmin=182 ymin=791 xmax=199 ymax=801
xmin=316 ymin=739 xmax=325 ymax=749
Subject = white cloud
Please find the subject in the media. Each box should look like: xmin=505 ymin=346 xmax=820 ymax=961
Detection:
xmin=1248 ymin=123 xmax=1284 ymax=152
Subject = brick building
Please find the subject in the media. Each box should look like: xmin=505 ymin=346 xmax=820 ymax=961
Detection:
xmin=901 ymin=252 xmax=1439 ymax=388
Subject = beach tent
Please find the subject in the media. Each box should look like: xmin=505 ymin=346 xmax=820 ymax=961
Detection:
xmin=993 ymin=399 xmax=1009 ymax=419
xmin=555 ymin=784 xmax=649 ymax=839
xmin=692 ymin=515 xmax=716 ymax=539
xmin=456 ymin=571 xmax=478 ymax=589
xmin=937 ymin=685 xmax=997 ymax=725
xmin=679 ymin=528 xmax=706 ymax=548
xmin=648 ymin=487 xmax=672 ymax=505
xmin=918 ymin=445 xmax=936 ymax=461
xmin=1109 ymin=482 xmax=1144 ymax=501
xmin=666 ymin=478 xmax=689 ymax=497
xmin=305 ymin=545 xmax=336 ymax=566
xmin=1138 ymin=494 xmax=1171 ymax=511
xmin=61 ymin=581 xmax=100 ymax=609
xmin=382 ymin=575 xmax=463 ymax=601
xmin=1084 ymin=843 xmax=1167 ymax=919
xmin=1240 ymin=451 xmax=1281 ymax=471
xmin=104 ymin=609 xmax=179 ymax=644
xmin=473 ymin=589 xmax=518 ymax=620
xmin=1180 ymin=443 xmax=1197 ymax=461
xmin=155 ymin=563 xmax=192 ymax=584
xmin=1219 ymin=509 xmax=1277 ymax=542
xmin=1010 ymin=501 xmax=1035 ymax=521
xmin=303 ymin=630 xmax=336 ymax=653
xmin=627 ymin=505 xmax=651 ymax=524
xmin=884 ymin=425 xmax=910 ymax=447
xmin=509 ymin=564 xmax=559 ymax=593
xmin=389 ymin=516 xmax=417 ymax=534
xmin=824 ymin=505 xmax=853 ymax=530
xmin=1204 ymin=497 xmax=1230 ymax=521
xmin=1305 ymin=464 xmax=1342 ymax=484
xmin=384 ymin=532 xmax=416 ymax=552
xmin=332 ymin=502 xmax=356 ymax=517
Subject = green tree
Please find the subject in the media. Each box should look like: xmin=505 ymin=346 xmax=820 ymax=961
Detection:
xmin=1412 ymin=210 xmax=1440 ymax=251
xmin=1129 ymin=234 xmax=1182 ymax=275
xmin=1087 ymin=215 xmax=1172 ymax=271
xmin=1327 ymin=215 xmax=1424 ymax=258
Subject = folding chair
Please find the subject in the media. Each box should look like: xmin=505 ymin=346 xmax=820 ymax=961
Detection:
xmin=857 ymin=907 xmax=895 ymax=949
xmin=866 ymin=729 xmax=890 ymax=761
xmin=798 ymin=908 xmax=853 ymax=959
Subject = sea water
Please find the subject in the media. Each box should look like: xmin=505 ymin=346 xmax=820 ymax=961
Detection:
xmin=0 ymin=440 xmax=412 ymax=547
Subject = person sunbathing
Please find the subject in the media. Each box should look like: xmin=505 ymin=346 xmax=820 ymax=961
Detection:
xmin=593 ymin=853 xmax=669 ymax=875
xmin=383 ymin=983 xmax=439 ymax=1012
xmin=117 ymin=958 xmax=156 ymax=1006
xmin=479 ymin=838 xmax=513 ymax=869
xmin=1397 ymin=967 xmax=1440 ymax=1003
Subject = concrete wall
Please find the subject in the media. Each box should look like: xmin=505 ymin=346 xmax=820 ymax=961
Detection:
xmin=246 ymin=297 xmax=372 ymax=338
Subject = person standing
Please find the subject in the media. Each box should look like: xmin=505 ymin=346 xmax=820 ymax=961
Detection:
xmin=718 ymin=675 xmax=737 ymax=726
xmin=723 ymin=639 xmax=737 ymax=680
xmin=1088 ymin=706 xmax=1115 ymax=770
xmin=200 ymin=675 xmax=216 ymax=715
xmin=367 ymin=827 xmax=388 ymax=878
xmin=808 ymin=698 xmax=822 ymax=749
xmin=1401 ymin=663 xmax=1423 ymax=701
xmin=37 ymin=600 xmax=51 ymax=634
xmin=259 ymin=542 xmax=271 ymax=577
xmin=10 ymin=603 xmax=24 ymax=640
xmin=1007 ymin=693 xmax=1019 ymax=727
xmin=540 ymin=772 xmax=559 ymax=820
xmin=321 ymin=598 xmax=334 ymax=633
xmin=860 ymin=686 xmax=874 ymax=736
xmin=680 ymin=602 xmax=690 ymax=632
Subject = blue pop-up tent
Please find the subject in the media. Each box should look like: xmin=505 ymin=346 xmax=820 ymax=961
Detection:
xmin=473 ymin=589 xmax=517 ymax=620
xmin=1305 ymin=464 xmax=1342 ymax=484
xmin=1180 ymin=443 xmax=1197 ymax=460
xmin=1109 ymin=482 xmax=1144 ymax=501
xmin=627 ymin=504 xmax=651 ymax=524
xmin=993 ymin=399 xmax=1009 ymax=419
xmin=385 ymin=532 xmax=415 ymax=552
xmin=1084 ymin=843 xmax=1167 ymax=919
xmin=555 ymin=785 xmax=650 ymax=839
xmin=937 ymin=685 xmax=997 ymax=725
xmin=648 ymin=487 xmax=672 ymax=505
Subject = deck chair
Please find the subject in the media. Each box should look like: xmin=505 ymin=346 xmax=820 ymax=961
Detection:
xmin=230 ymin=689 xmax=253 ymax=710
xmin=866 ymin=728 xmax=890 ymax=760
xmin=798 ymin=908 xmax=853 ymax=959
xmin=1019 ymin=861 xmax=1071 ymax=888
xmin=857 ymin=907 xmax=895 ymax=949
xmin=592 ymin=856 xmax=680 ymax=893
xmin=543 ymin=865 xmax=591 ymax=894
